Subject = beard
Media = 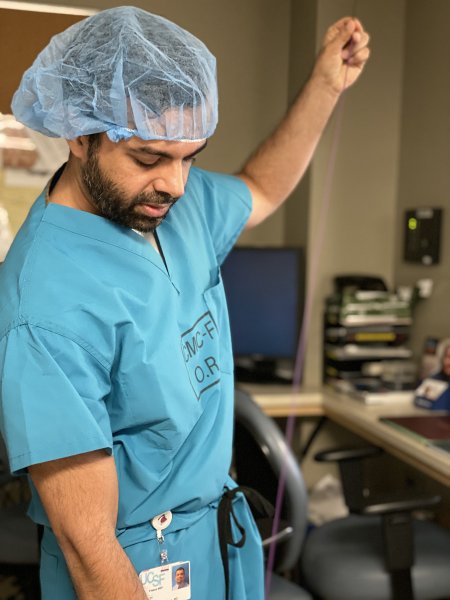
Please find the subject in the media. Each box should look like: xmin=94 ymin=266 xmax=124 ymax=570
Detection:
xmin=81 ymin=148 xmax=178 ymax=232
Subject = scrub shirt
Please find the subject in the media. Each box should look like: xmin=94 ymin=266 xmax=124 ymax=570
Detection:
xmin=0 ymin=166 xmax=264 ymax=599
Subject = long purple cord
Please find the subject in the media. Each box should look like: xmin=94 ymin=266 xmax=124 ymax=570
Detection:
xmin=264 ymin=42 xmax=356 ymax=596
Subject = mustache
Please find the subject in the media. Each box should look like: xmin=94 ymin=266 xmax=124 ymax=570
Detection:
xmin=131 ymin=191 xmax=176 ymax=207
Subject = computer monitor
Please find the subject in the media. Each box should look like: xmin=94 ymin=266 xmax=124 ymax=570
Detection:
xmin=221 ymin=246 xmax=305 ymax=383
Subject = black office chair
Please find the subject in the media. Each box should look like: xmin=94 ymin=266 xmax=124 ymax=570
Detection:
xmin=300 ymin=446 xmax=450 ymax=600
xmin=0 ymin=437 xmax=40 ymax=599
xmin=233 ymin=388 xmax=312 ymax=599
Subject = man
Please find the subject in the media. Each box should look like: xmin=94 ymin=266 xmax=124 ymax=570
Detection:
xmin=0 ymin=6 xmax=369 ymax=599
xmin=173 ymin=567 xmax=189 ymax=590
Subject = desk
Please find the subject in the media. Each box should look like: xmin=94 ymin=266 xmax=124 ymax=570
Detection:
xmin=236 ymin=384 xmax=323 ymax=417
xmin=240 ymin=384 xmax=450 ymax=488
xmin=323 ymin=391 xmax=450 ymax=488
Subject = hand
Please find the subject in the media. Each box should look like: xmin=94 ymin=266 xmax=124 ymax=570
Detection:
xmin=312 ymin=17 xmax=370 ymax=95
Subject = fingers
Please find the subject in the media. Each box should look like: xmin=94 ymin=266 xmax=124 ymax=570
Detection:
xmin=325 ymin=17 xmax=369 ymax=54
xmin=346 ymin=45 xmax=370 ymax=69
xmin=342 ymin=30 xmax=370 ymax=62
xmin=352 ymin=18 xmax=364 ymax=33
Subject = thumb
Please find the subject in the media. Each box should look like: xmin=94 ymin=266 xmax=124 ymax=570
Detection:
xmin=325 ymin=18 xmax=356 ymax=51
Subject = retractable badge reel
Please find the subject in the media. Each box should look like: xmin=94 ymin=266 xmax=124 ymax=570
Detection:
xmin=151 ymin=511 xmax=173 ymax=564
xmin=141 ymin=511 xmax=191 ymax=599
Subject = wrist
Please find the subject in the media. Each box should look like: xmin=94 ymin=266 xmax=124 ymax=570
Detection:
xmin=306 ymin=69 xmax=342 ymax=104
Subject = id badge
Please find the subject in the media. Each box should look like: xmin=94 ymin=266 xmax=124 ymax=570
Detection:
xmin=139 ymin=561 xmax=191 ymax=600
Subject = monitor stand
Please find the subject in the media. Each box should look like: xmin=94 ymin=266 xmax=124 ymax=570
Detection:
xmin=234 ymin=358 xmax=293 ymax=385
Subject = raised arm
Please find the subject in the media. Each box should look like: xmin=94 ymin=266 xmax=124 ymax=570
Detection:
xmin=29 ymin=450 xmax=147 ymax=600
xmin=238 ymin=17 xmax=370 ymax=229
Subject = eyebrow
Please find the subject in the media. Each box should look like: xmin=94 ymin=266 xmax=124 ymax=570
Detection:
xmin=130 ymin=140 xmax=208 ymax=160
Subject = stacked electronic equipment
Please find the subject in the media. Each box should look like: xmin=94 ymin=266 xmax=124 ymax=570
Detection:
xmin=323 ymin=276 xmax=416 ymax=399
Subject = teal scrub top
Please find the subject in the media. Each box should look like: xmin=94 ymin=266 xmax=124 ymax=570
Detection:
xmin=0 ymin=166 xmax=264 ymax=599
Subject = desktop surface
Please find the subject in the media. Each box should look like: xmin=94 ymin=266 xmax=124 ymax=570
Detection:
xmin=238 ymin=383 xmax=323 ymax=417
xmin=323 ymin=390 xmax=450 ymax=487
xmin=380 ymin=415 xmax=450 ymax=441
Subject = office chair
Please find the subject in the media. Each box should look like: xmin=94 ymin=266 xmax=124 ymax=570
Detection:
xmin=233 ymin=388 xmax=312 ymax=599
xmin=300 ymin=446 xmax=450 ymax=600
xmin=0 ymin=437 xmax=40 ymax=599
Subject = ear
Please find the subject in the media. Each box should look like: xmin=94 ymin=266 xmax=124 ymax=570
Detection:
xmin=66 ymin=136 xmax=90 ymax=160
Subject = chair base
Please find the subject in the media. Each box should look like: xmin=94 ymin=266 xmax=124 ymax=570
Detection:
xmin=301 ymin=515 xmax=450 ymax=600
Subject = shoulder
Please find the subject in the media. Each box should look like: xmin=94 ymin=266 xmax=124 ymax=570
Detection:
xmin=181 ymin=168 xmax=252 ymax=264
xmin=186 ymin=167 xmax=251 ymax=208
xmin=0 ymin=203 xmax=157 ymax=357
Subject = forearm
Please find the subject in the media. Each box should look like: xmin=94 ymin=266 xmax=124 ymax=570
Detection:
xmin=30 ymin=451 xmax=147 ymax=599
xmin=57 ymin=530 xmax=147 ymax=600
xmin=238 ymin=17 xmax=369 ymax=229
xmin=238 ymin=73 xmax=339 ymax=219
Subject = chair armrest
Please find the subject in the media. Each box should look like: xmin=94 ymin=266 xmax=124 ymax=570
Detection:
xmin=314 ymin=447 xmax=383 ymax=511
xmin=261 ymin=526 xmax=294 ymax=548
xmin=362 ymin=494 xmax=441 ymax=516
xmin=314 ymin=446 xmax=382 ymax=463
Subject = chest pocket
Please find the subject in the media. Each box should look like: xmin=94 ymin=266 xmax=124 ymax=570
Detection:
xmin=202 ymin=272 xmax=233 ymax=376
xmin=180 ymin=271 xmax=233 ymax=402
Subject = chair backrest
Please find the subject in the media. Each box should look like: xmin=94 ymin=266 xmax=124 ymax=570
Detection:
xmin=233 ymin=388 xmax=308 ymax=572
xmin=0 ymin=435 xmax=39 ymax=567
xmin=0 ymin=434 xmax=14 ymax=496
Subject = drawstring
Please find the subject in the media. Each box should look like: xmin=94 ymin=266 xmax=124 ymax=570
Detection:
xmin=217 ymin=486 xmax=274 ymax=600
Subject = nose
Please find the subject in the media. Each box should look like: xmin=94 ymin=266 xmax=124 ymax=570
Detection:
xmin=153 ymin=160 xmax=186 ymax=199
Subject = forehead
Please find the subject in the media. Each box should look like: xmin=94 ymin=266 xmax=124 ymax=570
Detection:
xmin=106 ymin=136 xmax=207 ymax=159
xmin=131 ymin=137 xmax=206 ymax=154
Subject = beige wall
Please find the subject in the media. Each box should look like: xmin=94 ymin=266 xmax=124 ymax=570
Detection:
xmin=395 ymin=0 xmax=450 ymax=360
xmin=303 ymin=0 xmax=407 ymax=385
xmin=283 ymin=0 xmax=318 ymax=249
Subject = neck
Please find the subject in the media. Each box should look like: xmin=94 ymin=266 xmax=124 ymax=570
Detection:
xmin=48 ymin=157 xmax=98 ymax=215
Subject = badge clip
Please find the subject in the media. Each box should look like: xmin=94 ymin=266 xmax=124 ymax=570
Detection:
xmin=151 ymin=511 xmax=173 ymax=565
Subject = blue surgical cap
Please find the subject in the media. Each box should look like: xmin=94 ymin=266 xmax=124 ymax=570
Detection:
xmin=12 ymin=6 xmax=218 ymax=142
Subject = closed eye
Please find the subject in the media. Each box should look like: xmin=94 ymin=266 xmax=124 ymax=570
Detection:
xmin=132 ymin=156 xmax=160 ymax=169
xmin=131 ymin=156 xmax=196 ymax=169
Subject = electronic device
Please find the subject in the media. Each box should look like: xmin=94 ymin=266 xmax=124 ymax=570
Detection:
xmin=404 ymin=207 xmax=442 ymax=265
xmin=221 ymin=246 xmax=305 ymax=383
xmin=333 ymin=274 xmax=387 ymax=293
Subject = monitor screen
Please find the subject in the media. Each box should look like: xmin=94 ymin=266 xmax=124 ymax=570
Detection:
xmin=221 ymin=246 xmax=305 ymax=364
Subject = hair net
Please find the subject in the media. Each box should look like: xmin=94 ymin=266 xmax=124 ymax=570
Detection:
xmin=12 ymin=6 xmax=218 ymax=142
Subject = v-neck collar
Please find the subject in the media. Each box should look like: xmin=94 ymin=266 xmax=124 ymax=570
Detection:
xmin=138 ymin=229 xmax=171 ymax=279
xmin=40 ymin=192 xmax=180 ymax=292
xmin=154 ymin=230 xmax=170 ymax=276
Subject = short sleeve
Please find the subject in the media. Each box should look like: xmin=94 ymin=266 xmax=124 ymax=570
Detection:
xmin=0 ymin=324 xmax=113 ymax=474
xmin=189 ymin=169 xmax=252 ymax=265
